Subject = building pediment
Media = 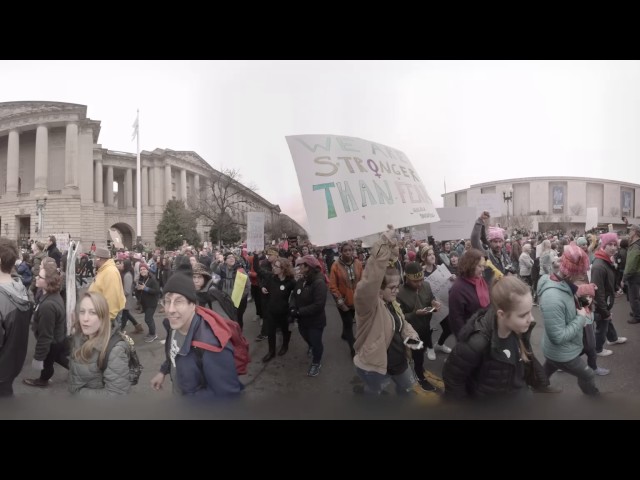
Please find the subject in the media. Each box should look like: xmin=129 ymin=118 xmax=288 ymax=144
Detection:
xmin=0 ymin=101 xmax=86 ymax=120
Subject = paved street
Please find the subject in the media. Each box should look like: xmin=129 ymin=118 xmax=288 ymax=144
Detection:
xmin=4 ymin=289 xmax=640 ymax=419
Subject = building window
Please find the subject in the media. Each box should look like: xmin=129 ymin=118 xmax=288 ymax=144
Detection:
xmin=621 ymin=188 xmax=634 ymax=217
xmin=549 ymin=182 xmax=566 ymax=214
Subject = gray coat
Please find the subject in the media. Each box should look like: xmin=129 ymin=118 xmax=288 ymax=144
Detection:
xmin=68 ymin=331 xmax=131 ymax=396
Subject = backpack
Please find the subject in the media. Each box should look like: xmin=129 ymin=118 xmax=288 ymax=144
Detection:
xmin=100 ymin=332 xmax=143 ymax=385
xmin=208 ymin=288 xmax=238 ymax=322
xmin=193 ymin=305 xmax=250 ymax=375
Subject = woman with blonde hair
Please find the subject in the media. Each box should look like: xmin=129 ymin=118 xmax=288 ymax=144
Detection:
xmin=68 ymin=291 xmax=131 ymax=395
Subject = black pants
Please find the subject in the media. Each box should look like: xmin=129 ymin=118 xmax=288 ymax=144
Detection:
xmin=0 ymin=381 xmax=14 ymax=397
xmin=595 ymin=315 xmax=618 ymax=352
xmin=143 ymin=306 xmax=157 ymax=335
xmin=237 ymin=295 xmax=248 ymax=330
xmin=412 ymin=348 xmax=426 ymax=381
xmin=298 ymin=324 xmax=324 ymax=364
xmin=120 ymin=309 xmax=139 ymax=330
xmin=251 ymin=285 xmax=263 ymax=317
xmin=40 ymin=341 xmax=70 ymax=381
xmin=266 ymin=312 xmax=290 ymax=353
xmin=426 ymin=316 xmax=452 ymax=348
xmin=337 ymin=308 xmax=355 ymax=350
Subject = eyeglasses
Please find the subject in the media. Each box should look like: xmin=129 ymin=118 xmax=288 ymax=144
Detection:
xmin=164 ymin=297 xmax=188 ymax=309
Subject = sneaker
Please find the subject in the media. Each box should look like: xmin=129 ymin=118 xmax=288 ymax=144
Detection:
xmin=144 ymin=334 xmax=158 ymax=343
xmin=418 ymin=378 xmax=437 ymax=392
xmin=434 ymin=344 xmax=452 ymax=354
xmin=255 ymin=334 xmax=268 ymax=342
xmin=628 ymin=318 xmax=640 ymax=324
xmin=593 ymin=367 xmax=610 ymax=376
xmin=607 ymin=337 xmax=627 ymax=345
xmin=307 ymin=363 xmax=321 ymax=377
xmin=160 ymin=339 xmax=166 ymax=345
xmin=426 ymin=348 xmax=436 ymax=361
xmin=596 ymin=349 xmax=613 ymax=357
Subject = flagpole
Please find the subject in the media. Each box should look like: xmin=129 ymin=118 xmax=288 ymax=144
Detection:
xmin=135 ymin=109 xmax=142 ymax=246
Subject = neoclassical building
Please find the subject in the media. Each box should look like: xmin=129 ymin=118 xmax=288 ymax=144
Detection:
xmin=0 ymin=101 xmax=305 ymax=248
xmin=442 ymin=176 xmax=640 ymax=232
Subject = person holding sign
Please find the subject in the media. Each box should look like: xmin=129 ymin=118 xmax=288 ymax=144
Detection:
xmin=353 ymin=226 xmax=422 ymax=395
xmin=217 ymin=253 xmax=250 ymax=329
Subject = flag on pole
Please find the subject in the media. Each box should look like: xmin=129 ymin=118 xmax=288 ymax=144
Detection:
xmin=444 ymin=177 xmax=446 ymax=194
xmin=132 ymin=113 xmax=139 ymax=141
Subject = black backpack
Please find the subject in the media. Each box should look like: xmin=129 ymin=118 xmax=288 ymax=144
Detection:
xmin=208 ymin=288 xmax=238 ymax=322
xmin=99 ymin=332 xmax=143 ymax=385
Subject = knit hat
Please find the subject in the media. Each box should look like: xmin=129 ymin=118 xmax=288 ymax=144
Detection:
xmin=405 ymin=262 xmax=424 ymax=281
xmin=559 ymin=242 xmax=589 ymax=278
xmin=162 ymin=272 xmax=197 ymax=304
xmin=576 ymin=237 xmax=588 ymax=247
xmin=407 ymin=250 xmax=416 ymax=262
xmin=599 ymin=233 xmax=618 ymax=248
xmin=577 ymin=283 xmax=597 ymax=298
xmin=295 ymin=255 xmax=321 ymax=269
xmin=192 ymin=262 xmax=212 ymax=280
xmin=138 ymin=262 xmax=149 ymax=271
xmin=266 ymin=248 xmax=279 ymax=257
xmin=487 ymin=226 xmax=505 ymax=242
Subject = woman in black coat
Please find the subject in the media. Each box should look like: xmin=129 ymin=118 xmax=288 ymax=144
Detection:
xmin=261 ymin=257 xmax=296 ymax=362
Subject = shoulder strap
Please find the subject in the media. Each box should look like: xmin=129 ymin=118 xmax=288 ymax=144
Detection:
xmin=100 ymin=332 xmax=129 ymax=371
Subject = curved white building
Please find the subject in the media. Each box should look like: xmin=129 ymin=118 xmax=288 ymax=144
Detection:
xmin=0 ymin=101 xmax=305 ymax=248
xmin=442 ymin=176 xmax=640 ymax=232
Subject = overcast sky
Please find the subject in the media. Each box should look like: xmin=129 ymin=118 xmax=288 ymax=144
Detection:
xmin=2 ymin=60 xmax=639 ymax=230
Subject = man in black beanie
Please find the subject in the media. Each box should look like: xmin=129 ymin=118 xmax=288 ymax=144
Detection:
xmin=149 ymin=273 xmax=244 ymax=397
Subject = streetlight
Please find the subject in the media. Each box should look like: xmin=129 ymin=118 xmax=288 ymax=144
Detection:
xmin=503 ymin=187 xmax=513 ymax=228
xmin=35 ymin=196 xmax=47 ymax=234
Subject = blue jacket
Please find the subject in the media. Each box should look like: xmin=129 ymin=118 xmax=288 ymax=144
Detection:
xmin=160 ymin=314 xmax=243 ymax=398
xmin=537 ymin=275 xmax=587 ymax=363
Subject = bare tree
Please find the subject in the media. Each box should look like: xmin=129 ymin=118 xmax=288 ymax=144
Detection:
xmin=190 ymin=168 xmax=258 ymax=246
xmin=570 ymin=203 xmax=584 ymax=216
xmin=510 ymin=214 xmax=534 ymax=232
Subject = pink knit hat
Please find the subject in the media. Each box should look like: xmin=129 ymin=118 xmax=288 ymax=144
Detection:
xmin=577 ymin=283 xmax=597 ymax=297
xmin=599 ymin=233 xmax=618 ymax=248
xmin=407 ymin=250 xmax=416 ymax=261
xmin=487 ymin=226 xmax=505 ymax=241
xmin=559 ymin=242 xmax=589 ymax=278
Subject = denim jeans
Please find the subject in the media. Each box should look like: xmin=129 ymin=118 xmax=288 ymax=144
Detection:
xmin=544 ymin=355 xmax=598 ymax=395
xmin=356 ymin=366 xmax=417 ymax=395
xmin=298 ymin=324 xmax=324 ymax=364
xmin=143 ymin=306 xmax=157 ymax=335
xmin=594 ymin=315 xmax=619 ymax=352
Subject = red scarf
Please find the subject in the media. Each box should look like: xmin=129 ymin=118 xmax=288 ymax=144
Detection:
xmin=594 ymin=249 xmax=613 ymax=264
xmin=463 ymin=276 xmax=490 ymax=308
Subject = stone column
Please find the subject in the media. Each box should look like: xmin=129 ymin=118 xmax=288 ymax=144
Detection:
xmin=125 ymin=168 xmax=133 ymax=208
xmin=95 ymin=160 xmax=103 ymax=203
xmin=64 ymin=122 xmax=79 ymax=188
xmin=180 ymin=168 xmax=187 ymax=201
xmin=106 ymin=166 xmax=114 ymax=206
xmin=141 ymin=166 xmax=149 ymax=206
xmin=194 ymin=174 xmax=200 ymax=203
xmin=6 ymin=130 xmax=19 ymax=195
xmin=165 ymin=164 xmax=172 ymax=204
xmin=34 ymin=125 xmax=49 ymax=192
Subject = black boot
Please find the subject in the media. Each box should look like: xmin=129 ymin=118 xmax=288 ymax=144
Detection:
xmin=279 ymin=331 xmax=291 ymax=356
xmin=262 ymin=351 xmax=276 ymax=363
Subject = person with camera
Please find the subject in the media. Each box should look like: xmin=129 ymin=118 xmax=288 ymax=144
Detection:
xmin=352 ymin=226 xmax=423 ymax=395
xmin=396 ymin=262 xmax=441 ymax=392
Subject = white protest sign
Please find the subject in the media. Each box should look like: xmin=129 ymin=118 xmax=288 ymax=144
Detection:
xmin=49 ymin=233 xmax=70 ymax=253
xmin=285 ymin=135 xmax=439 ymax=246
xmin=246 ymin=212 xmax=265 ymax=253
xmin=410 ymin=225 xmax=430 ymax=241
xmin=429 ymin=207 xmax=477 ymax=242
xmin=424 ymin=264 xmax=453 ymax=324
xmin=585 ymin=207 xmax=598 ymax=231
xmin=466 ymin=192 xmax=502 ymax=218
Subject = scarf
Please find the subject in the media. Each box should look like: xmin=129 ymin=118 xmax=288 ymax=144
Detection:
xmin=463 ymin=276 xmax=490 ymax=308
xmin=594 ymin=249 xmax=613 ymax=265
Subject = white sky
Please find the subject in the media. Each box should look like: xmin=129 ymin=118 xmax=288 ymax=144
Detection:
xmin=2 ymin=60 xmax=640 ymax=230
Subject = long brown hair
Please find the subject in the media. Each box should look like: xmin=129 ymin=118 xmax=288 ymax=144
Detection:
xmin=72 ymin=292 xmax=112 ymax=366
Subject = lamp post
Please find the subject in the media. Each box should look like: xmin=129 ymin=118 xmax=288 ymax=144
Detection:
xmin=503 ymin=187 xmax=513 ymax=229
xmin=35 ymin=196 xmax=47 ymax=234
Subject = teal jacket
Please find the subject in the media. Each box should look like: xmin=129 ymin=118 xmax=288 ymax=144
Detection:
xmin=537 ymin=275 xmax=588 ymax=363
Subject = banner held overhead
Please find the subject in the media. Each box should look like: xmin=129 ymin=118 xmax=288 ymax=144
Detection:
xmin=285 ymin=135 xmax=439 ymax=246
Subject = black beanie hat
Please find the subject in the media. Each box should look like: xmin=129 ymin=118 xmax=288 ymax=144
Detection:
xmin=163 ymin=272 xmax=197 ymax=304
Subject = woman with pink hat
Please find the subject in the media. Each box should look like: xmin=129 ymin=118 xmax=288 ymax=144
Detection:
xmin=537 ymin=242 xmax=599 ymax=394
